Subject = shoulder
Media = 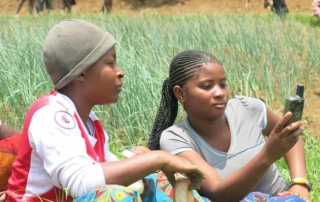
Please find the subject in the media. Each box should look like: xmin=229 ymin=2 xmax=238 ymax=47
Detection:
xmin=228 ymin=96 xmax=267 ymax=129
xmin=228 ymin=95 xmax=265 ymax=110
xmin=161 ymin=123 xmax=186 ymax=141
xmin=29 ymin=105 xmax=77 ymax=132
xmin=27 ymin=95 xmax=78 ymax=135
xmin=160 ymin=122 xmax=194 ymax=153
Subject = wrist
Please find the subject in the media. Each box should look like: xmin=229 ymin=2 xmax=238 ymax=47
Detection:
xmin=288 ymin=177 xmax=312 ymax=192
xmin=258 ymin=148 xmax=275 ymax=167
xmin=289 ymin=184 xmax=309 ymax=193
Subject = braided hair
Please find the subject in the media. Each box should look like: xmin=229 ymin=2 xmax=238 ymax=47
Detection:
xmin=148 ymin=50 xmax=221 ymax=150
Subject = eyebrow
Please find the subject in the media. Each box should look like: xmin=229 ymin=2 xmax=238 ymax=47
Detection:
xmin=107 ymin=54 xmax=116 ymax=60
xmin=200 ymin=77 xmax=227 ymax=82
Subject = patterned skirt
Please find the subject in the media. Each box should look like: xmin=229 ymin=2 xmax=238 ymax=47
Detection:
xmin=75 ymin=172 xmax=306 ymax=202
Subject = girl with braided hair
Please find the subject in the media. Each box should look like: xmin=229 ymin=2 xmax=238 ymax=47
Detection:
xmin=149 ymin=50 xmax=311 ymax=201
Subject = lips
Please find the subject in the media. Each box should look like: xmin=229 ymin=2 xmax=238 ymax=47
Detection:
xmin=116 ymin=83 xmax=122 ymax=92
xmin=213 ymin=102 xmax=226 ymax=109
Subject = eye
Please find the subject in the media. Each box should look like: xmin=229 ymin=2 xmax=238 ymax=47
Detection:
xmin=202 ymin=84 xmax=212 ymax=90
xmin=108 ymin=61 xmax=116 ymax=68
xmin=221 ymin=83 xmax=228 ymax=89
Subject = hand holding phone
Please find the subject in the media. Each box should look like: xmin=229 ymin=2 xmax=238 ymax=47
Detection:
xmin=283 ymin=84 xmax=304 ymax=127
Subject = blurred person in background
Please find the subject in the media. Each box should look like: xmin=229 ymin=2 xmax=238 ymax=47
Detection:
xmin=60 ymin=0 xmax=76 ymax=14
xmin=102 ymin=0 xmax=113 ymax=13
xmin=15 ymin=0 xmax=35 ymax=15
xmin=36 ymin=0 xmax=53 ymax=14
xmin=312 ymin=0 xmax=320 ymax=22
xmin=264 ymin=0 xmax=289 ymax=16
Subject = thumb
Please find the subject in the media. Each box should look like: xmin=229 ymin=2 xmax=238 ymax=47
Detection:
xmin=278 ymin=191 xmax=291 ymax=196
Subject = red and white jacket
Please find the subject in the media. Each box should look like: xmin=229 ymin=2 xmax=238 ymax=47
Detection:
xmin=6 ymin=91 xmax=118 ymax=201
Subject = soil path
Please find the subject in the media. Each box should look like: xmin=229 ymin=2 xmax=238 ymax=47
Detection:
xmin=0 ymin=0 xmax=314 ymax=15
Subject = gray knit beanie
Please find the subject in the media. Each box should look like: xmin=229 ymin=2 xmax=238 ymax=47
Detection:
xmin=43 ymin=19 xmax=116 ymax=90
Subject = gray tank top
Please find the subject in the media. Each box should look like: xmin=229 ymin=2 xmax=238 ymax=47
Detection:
xmin=160 ymin=96 xmax=287 ymax=195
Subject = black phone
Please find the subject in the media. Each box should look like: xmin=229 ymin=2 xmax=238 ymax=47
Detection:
xmin=283 ymin=84 xmax=304 ymax=127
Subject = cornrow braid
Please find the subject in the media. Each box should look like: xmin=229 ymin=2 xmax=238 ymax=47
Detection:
xmin=148 ymin=50 xmax=221 ymax=150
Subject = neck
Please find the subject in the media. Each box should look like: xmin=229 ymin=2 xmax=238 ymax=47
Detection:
xmin=187 ymin=114 xmax=227 ymax=139
xmin=58 ymin=87 xmax=93 ymax=124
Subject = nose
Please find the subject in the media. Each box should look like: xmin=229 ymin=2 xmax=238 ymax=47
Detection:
xmin=116 ymin=65 xmax=124 ymax=78
xmin=213 ymin=85 xmax=225 ymax=97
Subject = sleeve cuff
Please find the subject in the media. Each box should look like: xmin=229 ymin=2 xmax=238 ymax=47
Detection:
xmin=171 ymin=148 xmax=193 ymax=155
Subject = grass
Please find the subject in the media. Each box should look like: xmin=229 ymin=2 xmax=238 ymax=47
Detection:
xmin=0 ymin=13 xmax=319 ymax=200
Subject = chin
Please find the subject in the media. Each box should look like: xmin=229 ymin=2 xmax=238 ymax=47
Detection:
xmin=97 ymin=97 xmax=118 ymax=105
xmin=108 ymin=97 xmax=119 ymax=104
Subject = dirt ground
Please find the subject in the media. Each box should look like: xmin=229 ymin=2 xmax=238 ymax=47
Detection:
xmin=0 ymin=0 xmax=315 ymax=15
xmin=303 ymin=87 xmax=320 ymax=142
xmin=0 ymin=0 xmax=319 ymax=142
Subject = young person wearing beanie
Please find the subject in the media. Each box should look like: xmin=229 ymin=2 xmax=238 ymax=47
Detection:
xmin=5 ymin=19 xmax=206 ymax=202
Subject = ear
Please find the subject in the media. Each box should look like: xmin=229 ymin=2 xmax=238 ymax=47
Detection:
xmin=75 ymin=73 xmax=86 ymax=82
xmin=173 ymin=85 xmax=186 ymax=104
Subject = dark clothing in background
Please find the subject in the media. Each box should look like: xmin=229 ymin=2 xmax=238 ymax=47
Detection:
xmin=36 ymin=0 xmax=53 ymax=13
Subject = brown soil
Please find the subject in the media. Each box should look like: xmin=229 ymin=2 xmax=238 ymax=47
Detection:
xmin=300 ymin=86 xmax=320 ymax=142
xmin=0 ymin=0 xmax=319 ymax=142
xmin=0 ymin=0 xmax=314 ymax=15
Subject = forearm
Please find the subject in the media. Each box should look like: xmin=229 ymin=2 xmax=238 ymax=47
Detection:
xmin=284 ymin=137 xmax=307 ymax=179
xmin=0 ymin=122 xmax=21 ymax=140
xmin=203 ymin=151 xmax=273 ymax=201
xmin=282 ymin=138 xmax=310 ymax=196
xmin=100 ymin=150 xmax=168 ymax=186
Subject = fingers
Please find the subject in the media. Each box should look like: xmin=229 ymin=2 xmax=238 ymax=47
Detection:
xmin=189 ymin=174 xmax=203 ymax=190
xmin=273 ymin=111 xmax=303 ymax=137
xmin=278 ymin=191 xmax=291 ymax=196
xmin=162 ymin=155 xmax=205 ymax=190
xmin=179 ymin=173 xmax=202 ymax=190
xmin=183 ymin=167 xmax=205 ymax=190
xmin=174 ymin=163 xmax=205 ymax=190
xmin=287 ymin=127 xmax=304 ymax=140
xmin=183 ymin=165 xmax=205 ymax=180
xmin=130 ymin=146 xmax=151 ymax=155
xmin=278 ymin=191 xmax=310 ymax=202
xmin=0 ymin=193 xmax=6 ymax=202
xmin=273 ymin=112 xmax=292 ymax=133
xmin=282 ymin=122 xmax=303 ymax=136
xmin=301 ymin=196 xmax=311 ymax=202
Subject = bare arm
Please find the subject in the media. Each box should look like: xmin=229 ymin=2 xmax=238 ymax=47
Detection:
xmin=263 ymin=107 xmax=309 ymax=199
xmin=101 ymin=150 xmax=204 ymax=190
xmin=0 ymin=121 xmax=21 ymax=140
xmin=178 ymin=150 xmax=273 ymax=201
xmin=175 ymin=112 xmax=302 ymax=201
